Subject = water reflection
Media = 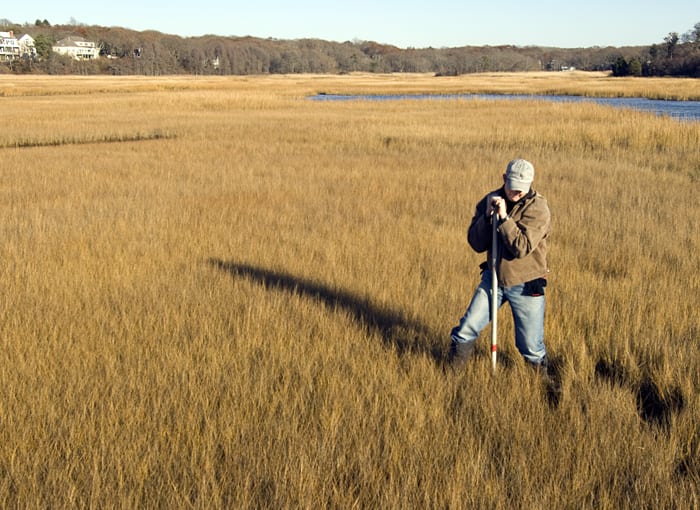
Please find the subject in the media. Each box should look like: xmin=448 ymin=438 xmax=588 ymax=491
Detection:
xmin=310 ymin=93 xmax=700 ymax=121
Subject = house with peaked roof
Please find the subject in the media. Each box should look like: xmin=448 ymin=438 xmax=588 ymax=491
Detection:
xmin=0 ymin=31 xmax=20 ymax=61
xmin=52 ymin=36 xmax=99 ymax=60
xmin=18 ymin=34 xmax=36 ymax=57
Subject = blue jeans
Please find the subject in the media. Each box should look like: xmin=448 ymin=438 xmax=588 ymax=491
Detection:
xmin=451 ymin=269 xmax=547 ymax=364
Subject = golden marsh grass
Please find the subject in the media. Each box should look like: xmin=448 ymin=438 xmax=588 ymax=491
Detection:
xmin=1 ymin=72 xmax=699 ymax=508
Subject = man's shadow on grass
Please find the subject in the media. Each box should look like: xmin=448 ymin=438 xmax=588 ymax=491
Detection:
xmin=208 ymin=258 xmax=445 ymax=363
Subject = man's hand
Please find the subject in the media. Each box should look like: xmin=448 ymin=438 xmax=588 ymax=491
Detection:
xmin=487 ymin=195 xmax=507 ymax=221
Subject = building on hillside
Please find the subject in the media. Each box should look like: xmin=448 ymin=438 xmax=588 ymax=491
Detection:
xmin=18 ymin=34 xmax=36 ymax=57
xmin=0 ymin=31 xmax=20 ymax=61
xmin=52 ymin=36 xmax=99 ymax=60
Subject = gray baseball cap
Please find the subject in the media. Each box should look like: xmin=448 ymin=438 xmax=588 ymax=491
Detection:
xmin=505 ymin=159 xmax=534 ymax=192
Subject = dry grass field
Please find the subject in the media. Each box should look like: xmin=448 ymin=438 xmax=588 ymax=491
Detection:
xmin=0 ymin=72 xmax=699 ymax=508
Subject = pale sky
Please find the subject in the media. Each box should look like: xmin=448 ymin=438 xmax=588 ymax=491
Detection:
xmin=2 ymin=1 xmax=698 ymax=49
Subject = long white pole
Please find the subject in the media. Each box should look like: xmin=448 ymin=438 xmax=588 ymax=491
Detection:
xmin=491 ymin=213 xmax=498 ymax=374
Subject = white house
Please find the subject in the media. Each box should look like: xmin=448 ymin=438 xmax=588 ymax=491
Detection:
xmin=52 ymin=36 xmax=99 ymax=60
xmin=18 ymin=34 xmax=36 ymax=57
xmin=0 ymin=31 xmax=20 ymax=61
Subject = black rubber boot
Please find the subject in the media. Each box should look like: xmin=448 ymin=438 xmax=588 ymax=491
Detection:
xmin=446 ymin=341 xmax=475 ymax=372
xmin=528 ymin=354 xmax=549 ymax=371
xmin=528 ymin=355 xmax=562 ymax=407
xmin=526 ymin=355 xmax=551 ymax=378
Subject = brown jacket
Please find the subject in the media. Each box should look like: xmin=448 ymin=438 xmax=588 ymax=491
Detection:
xmin=467 ymin=187 xmax=550 ymax=287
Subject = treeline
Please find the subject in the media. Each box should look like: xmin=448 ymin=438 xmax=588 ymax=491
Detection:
xmin=612 ymin=22 xmax=700 ymax=77
xmin=1 ymin=19 xmax=698 ymax=77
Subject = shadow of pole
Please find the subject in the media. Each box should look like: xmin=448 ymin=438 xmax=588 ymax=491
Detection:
xmin=208 ymin=258 xmax=443 ymax=362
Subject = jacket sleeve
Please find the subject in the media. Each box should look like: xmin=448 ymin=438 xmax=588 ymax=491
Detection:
xmin=498 ymin=195 xmax=550 ymax=259
xmin=467 ymin=196 xmax=492 ymax=253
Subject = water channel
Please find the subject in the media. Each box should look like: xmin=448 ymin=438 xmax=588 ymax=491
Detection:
xmin=309 ymin=93 xmax=700 ymax=121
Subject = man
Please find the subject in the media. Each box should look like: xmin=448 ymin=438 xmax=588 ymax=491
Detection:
xmin=448 ymin=159 xmax=551 ymax=370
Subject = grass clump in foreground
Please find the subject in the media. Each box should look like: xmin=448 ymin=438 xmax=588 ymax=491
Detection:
xmin=0 ymin=73 xmax=698 ymax=508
